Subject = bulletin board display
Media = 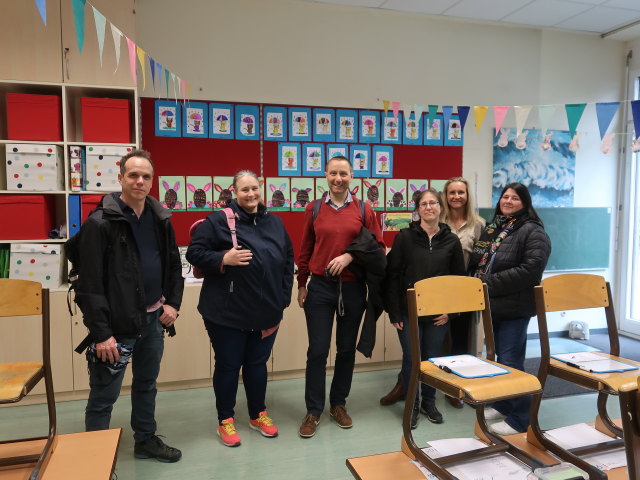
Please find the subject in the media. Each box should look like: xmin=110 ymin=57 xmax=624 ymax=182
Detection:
xmin=141 ymin=98 xmax=462 ymax=257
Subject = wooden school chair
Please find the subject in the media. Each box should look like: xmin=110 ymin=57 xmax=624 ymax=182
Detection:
xmin=619 ymin=378 xmax=640 ymax=480
xmin=400 ymin=276 xmax=544 ymax=480
xmin=0 ymin=279 xmax=58 ymax=480
xmin=528 ymin=273 xmax=640 ymax=480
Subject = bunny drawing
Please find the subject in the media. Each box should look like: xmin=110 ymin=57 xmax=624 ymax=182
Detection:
xmin=363 ymin=179 xmax=382 ymax=208
xmin=388 ymin=187 xmax=406 ymax=208
xmin=213 ymin=182 xmax=234 ymax=208
xmin=292 ymin=187 xmax=312 ymax=208
xmin=540 ymin=132 xmax=553 ymax=151
xmin=497 ymin=128 xmax=510 ymax=148
xmin=515 ymin=131 xmax=528 ymax=150
xmin=187 ymin=182 xmax=212 ymax=209
xmin=409 ymin=183 xmax=427 ymax=208
xmin=161 ymin=180 xmax=183 ymax=210
xmin=269 ymin=183 xmax=289 ymax=208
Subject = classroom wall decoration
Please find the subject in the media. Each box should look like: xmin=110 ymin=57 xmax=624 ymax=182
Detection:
xmin=155 ymin=100 xmax=181 ymax=137
xmin=235 ymin=105 xmax=259 ymax=140
xmin=291 ymin=178 xmax=315 ymax=212
xmin=408 ymin=179 xmax=428 ymax=209
xmin=212 ymin=176 xmax=235 ymax=209
xmin=327 ymin=144 xmax=348 ymax=159
xmin=363 ymin=178 xmax=384 ymax=211
xmin=266 ymin=177 xmax=291 ymax=211
xmin=278 ymin=143 xmax=301 ymax=176
xmin=302 ymin=143 xmax=324 ymax=177
xmin=385 ymin=178 xmax=407 ymax=211
xmin=444 ymin=114 xmax=463 ymax=147
xmin=315 ymin=178 xmax=328 ymax=198
xmin=403 ymin=113 xmax=422 ymax=145
xmin=183 ymin=102 xmax=208 ymax=138
xmin=372 ymin=145 xmax=393 ymax=178
xmin=185 ymin=176 xmax=213 ymax=211
xmin=425 ymin=114 xmax=444 ymax=146
xmin=290 ymin=108 xmax=312 ymax=142
xmin=351 ymin=145 xmax=371 ymax=178
xmin=430 ymin=179 xmax=447 ymax=192
xmin=382 ymin=113 xmax=402 ymax=144
xmin=211 ymin=103 xmax=234 ymax=139
xmin=350 ymin=178 xmax=362 ymax=198
xmin=159 ymin=176 xmax=186 ymax=211
xmin=336 ymin=109 xmax=358 ymax=143
xmin=359 ymin=110 xmax=380 ymax=143
xmin=264 ymin=106 xmax=287 ymax=141
xmin=313 ymin=108 xmax=335 ymax=142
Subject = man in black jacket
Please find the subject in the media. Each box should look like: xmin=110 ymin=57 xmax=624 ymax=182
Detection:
xmin=75 ymin=149 xmax=184 ymax=462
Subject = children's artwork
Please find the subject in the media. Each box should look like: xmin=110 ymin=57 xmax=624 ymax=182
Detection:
xmin=362 ymin=178 xmax=384 ymax=211
xmin=349 ymin=178 xmax=362 ymax=199
xmin=266 ymin=177 xmax=291 ymax=211
xmin=235 ymin=104 xmax=259 ymax=140
xmin=183 ymin=102 xmax=208 ymax=138
xmin=327 ymin=144 xmax=348 ymax=160
xmin=382 ymin=212 xmax=412 ymax=231
xmin=382 ymin=112 xmax=403 ymax=144
xmin=385 ymin=179 xmax=407 ymax=211
xmin=372 ymin=145 xmax=393 ymax=178
xmin=336 ymin=109 xmax=358 ymax=143
xmin=445 ymin=114 xmax=463 ymax=146
xmin=290 ymin=108 xmax=312 ymax=141
xmin=430 ymin=179 xmax=447 ymax=192
xmin=278 ymin=143 xmax=301 ymax=176
xmin=350 ymin=145 xmax=370 ymax=178
xmin=186 ymin=176 xmax=213 ymax=211
xmin=291 ymin=177 xmax=315 ymax=212
xmin=211 ymin=103 xmax=234 ymax=139
xmin=403 ymin=112 xmax=423 ymax=145
xmin=425 ymin=114 xmax=444 ymax=146
xmin=212 ymin=176 xmax=235 ymax=210
xmin=315 ymin=178 xmax=328 ymax=199
xmin=302 ymin=143 xmax=325 ymax=177
xmin=159 ymin=175 xmax=186 ymax=211
xmin=313 ymin=108 xmax=335 ymax=142
xmin=264 ymin=106 xmax=287 ymax=141
xmin=155 ymin=100 xmax=181 ymax=137
xmin=359 ymin=110 xmax=380 ymax=143
xmin=408 ymin=179 xmax=429 ymax=210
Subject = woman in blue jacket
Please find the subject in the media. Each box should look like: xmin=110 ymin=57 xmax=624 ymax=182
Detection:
xmin=187 ymin=170 xmax=294 ymax=448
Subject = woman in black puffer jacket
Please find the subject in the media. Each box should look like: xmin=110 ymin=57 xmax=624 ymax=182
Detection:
xmin=468 ymin=182 xmax=551 ymax=436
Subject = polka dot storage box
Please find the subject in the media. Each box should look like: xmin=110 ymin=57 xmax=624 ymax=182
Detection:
xmin=5 ymin=144 xmax=63 ymax=191
xmin=85 ymin=145 xmax=133 ymax=192
xmin=9 ymin=243 xmax=62 ymax=289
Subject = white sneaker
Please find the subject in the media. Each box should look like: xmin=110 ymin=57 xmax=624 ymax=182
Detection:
xmin=489 ymin=420 xmax=519 ymax=436
xmin=483 ymin=407 xmax=505 ymax=420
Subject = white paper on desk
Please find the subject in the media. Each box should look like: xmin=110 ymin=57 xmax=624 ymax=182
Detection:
xmin=411 ymin=453 xmax=531 ymax=480
xmin=583 ymin=447 xmax=627 ymax=471
xmin=430 ymin=354 xmax=508 ymax=378
xmin=544 ymin=423 xmax=615 ymax=449
xmin=422 ymin=437 xmax=487 ymax=458
xmin=551 ymin=352 xmax=637 ymax=373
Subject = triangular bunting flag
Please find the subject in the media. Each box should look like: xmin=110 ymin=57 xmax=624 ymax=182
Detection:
xmin=442 ymin=106 xmax=453 ymax=130
xmin=170 ymin=72 xmax=177 ymax=101
xmin=538 ymin=105 xmax=555 ymax=136
xmin=382 ymin=100 xmax=390 ymax=116
xmin=126 ymin=36 xmax=137 ymax=83
xmin=474 ymin=106 xmax=488 ymax=132
xmin=428 ymin=105 xmax=438 ymax=127
xmin=186 ymin=83 xmax=191 ymax=103
xmin=595 ymin=102 xmax=620 ymax=140
xmin=403 ymin=104 xmax=413 ymax=122
xmin=149 ymin=57 xmax=156 ymax=90
xmin=391 ymin=102 xmax=400 ymax=121
xmin=457 ymin=106 xmax=470 ymax=130
xmin=110 ymin=25 xmax=122 ymax=73
xmin=181 ymin=77 xmax=187 ymax=103
xmin=165 ymin=68 xmax=170 ymax=99
xmin=414 ymin=104 xmax=424 ymax=124
xmin=565 ymin=103 xmax=587 ymax=137
xmin=35 ymin=0 xmax=47 ymax=25
xmin=631 ymin=100 xmax=640 ymax=139
xmin=156 ymin=62 xmax=163 ymax=98
xmin=91 ymin=6 xmax=106 ymax=66
xmin=136 ymin=46 xmax=146 ymax=90
xmin=72 ymin=0 xmax=87 ymax=53
xmin=514 ymin=106 xmax=532 ymax=136
xmin=493 ymin=106 xmax=509 ymax=136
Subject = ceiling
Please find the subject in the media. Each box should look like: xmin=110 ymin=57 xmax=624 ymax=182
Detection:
xmin=298 ymin=0 xmax=640 ymax=41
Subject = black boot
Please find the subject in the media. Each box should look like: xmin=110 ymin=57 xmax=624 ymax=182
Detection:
xmin=380 ymin=372 xmax=405 ymax=406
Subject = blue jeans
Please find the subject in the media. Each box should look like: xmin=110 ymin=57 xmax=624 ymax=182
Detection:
xmin=204 ymin=321 xmax=277 ymax=423
xmin=398 ymin=315 xmax=449 ymax=406
xmin=85 ymin=309 xmax=164 ymax=443
xmin=303 ymin=276 xmax=366 ymax=416
xmin=490 ymin=315 xmax=531 ymax=433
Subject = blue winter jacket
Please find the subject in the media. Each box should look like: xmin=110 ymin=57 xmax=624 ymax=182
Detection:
xmin=186 ymin=200 xmax=294 ymax=331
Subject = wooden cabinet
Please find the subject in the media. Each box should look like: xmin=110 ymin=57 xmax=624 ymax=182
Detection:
xmin=382 ymin=313 xmax=403 ymax=362
xmin=271 ymin=290 xmax=308 ymax=373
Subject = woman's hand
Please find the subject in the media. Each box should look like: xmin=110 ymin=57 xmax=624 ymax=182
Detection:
xmin=393 ymin=322 xmax=403 ymax=330
xmin=223 ymin=246 xmax=253 ymax=266
xmin=326 ymin=253 xmax=353 ymax=276
xmin=297 ymin=286 xmax=307 ymax=308
xmin=433 ymin=313 xmax=449 ymax=326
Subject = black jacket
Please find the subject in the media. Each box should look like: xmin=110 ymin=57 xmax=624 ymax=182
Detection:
xmin=385 ymin=222 xmax=466 ymax=323
xmin=186 ymin=200 xmax=294 ymax=331
xmin=473 ymin=220 xmax=551 ymax=318
xmin=75 ymin=193 xmax=184 ymax=343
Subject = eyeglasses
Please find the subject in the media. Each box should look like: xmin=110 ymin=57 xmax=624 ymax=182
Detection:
xmin=419 ymin=201 xmax=440 ymax=208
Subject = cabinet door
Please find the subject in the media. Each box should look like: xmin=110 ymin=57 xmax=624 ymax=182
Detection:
xmin=383 ymin=313 xmax=403 ymax=362
xmin=0 ymin=0 xmax=62 ymax=82
xmin=61 ymin=0 xmax=136 ymax=86
xmin=271 ymin=290 xmax=308 ymax=373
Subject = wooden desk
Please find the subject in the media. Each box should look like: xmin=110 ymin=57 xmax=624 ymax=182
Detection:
xmin=0 ymin=429 xmax=121 ymax=480
xmin=347 ymin=432 xmax=629 ymax=480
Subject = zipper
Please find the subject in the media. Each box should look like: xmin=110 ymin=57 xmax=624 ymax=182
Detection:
xmin=230 ymin=281 xmax=234 ymax=293
xmin=428 ymin=237 xmax=432 ymax=254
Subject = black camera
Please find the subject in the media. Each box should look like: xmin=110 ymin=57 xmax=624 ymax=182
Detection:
xmin=324 ymin=267 xmax=340 ymax=282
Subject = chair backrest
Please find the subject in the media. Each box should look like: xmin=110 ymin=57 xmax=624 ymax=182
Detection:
xmin=0 ymin=279 xmax=43 ymax=317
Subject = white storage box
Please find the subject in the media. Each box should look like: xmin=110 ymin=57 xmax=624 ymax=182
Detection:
xmin=85 ymin=145 xmax=132 ymax=192
xmin=5 ymin=144 xmax=63 ymax=191
xmin=9 ymin=243 xmax=62 ymax=289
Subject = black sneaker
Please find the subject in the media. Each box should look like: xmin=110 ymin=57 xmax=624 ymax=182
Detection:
xmin=134 ymin=435 xmax=182 ymax=463
xmin=420 ymin=403 xmax=443 ymax=424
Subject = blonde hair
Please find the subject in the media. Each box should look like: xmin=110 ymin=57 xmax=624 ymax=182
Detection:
xmin=440 ymin=177 xmax=482 ymax=227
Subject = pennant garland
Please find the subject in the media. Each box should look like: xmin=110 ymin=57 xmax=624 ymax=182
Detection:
xmin=457 ymin=106 xmax=470 ymax=131
xmin=391 ymin=102 xmax=400 ymax=122
xmin=595 ymin=102 xmax=620 ymax=140
xmin=442 ymin=106 xmax=453 ymax=131
xmin=414 ymin=104 xmax=424 ymax=124
xmin=403 ymin=104 xmax=413 ymax=122
xmin=382 ymin=100 xmax=390 ymax=116
xmin=428 ymin=105 xmax=438 ymax=127
xmin=149 ymin=57 xmax=156 ymax=90
xmin=35 ymin=0 xmax=47 ymax=25
xmin=72 ymin=0 xmax=87 ymax=53
xmin=514 ymin=106 xmax=532 ymax=136
xmin=110 ymin=24 xmax=122 ymax=73
xmin=493 ymin=106 xmax=509 ymax=136
xmin=565 ymin=103 xmax=587 ymax=138
xmin=537 ymin=105 xmax=555 ymax=137
xmin=156 ymin=62 xmax=163 ymax=98
xmin=126 ymin=36 xmax=137 ymax=83
xmin=474 ymin=106 xmax=488 ymax=132
xmin=165 ymin=68 xmax=170 ymax=99
xmin=136 ymin=46 xmax=146 ymax=90
xmin=91 ymin=6 xmax=106 ymax=66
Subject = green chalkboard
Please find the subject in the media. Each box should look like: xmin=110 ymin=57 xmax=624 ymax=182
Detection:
xmin=478 ymin=207 xmax=611 ymax=271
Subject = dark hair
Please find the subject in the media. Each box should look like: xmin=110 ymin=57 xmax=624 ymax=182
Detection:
xmin=413 ymin=188 xmax=441 ymax=212
xmin=120 ymin=149 xmax=154 ymax=175
xmin=325 ymin=155 xmax=352 ymax=172
xmin=494 ymin=182 xmax=542 ymax=223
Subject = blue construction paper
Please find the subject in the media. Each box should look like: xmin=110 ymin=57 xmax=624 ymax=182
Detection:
xmin=336 ymin=109 xmax=358 ymax=143
xmin=350 ymin=145 xmax=371 ymax=178
xmin=182 ymin=102 xmax=208 ymax=138
xmin=264 ymin=106 xmax=288 ymax=141
xmin=382 ymin=112 xmax=403 ymax=144
xmin=155 ymin=100 xmax=181 ymax=137
xmin=444 ymin=114 xmax=464 ymax=147
xmin=403 ymin=112 xmax=423 ymax=145
xmin=235 ymin=105 xmax=259 ymax=140
xmin=211 ymin=103 xmax=234 ymax=139
xmin=359 ymin=110 xmax=380 ymax=143
xmin=278 ymin=143 xmax=302 ymax=176
xmin=313 ymin=108 xmax=336 ymax=142
xmin=289 ymin=108 xmax=312 ymax=142
xmin=372 ymin=145 xmax=393 ymax=178
xmin=424 ymin=113 xmax=444 ymax=146
xmin=302 ymin=143 xmax=325 ymax=176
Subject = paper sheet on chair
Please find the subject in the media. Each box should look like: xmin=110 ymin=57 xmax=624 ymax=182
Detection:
xmin=551 ymin=352 xmax=637 ymax=373
xmin=544 ymin=423 xmax=617 ymax=449
xmin=582 ymin=447 xmax=627 ymax=471
xmin=422 ymin=437 xmax=488 ymax=458
xmin=411 ymin=452 xmax=531 ymax=480
xmin=429 ymin=354 xmax=508 ymax=378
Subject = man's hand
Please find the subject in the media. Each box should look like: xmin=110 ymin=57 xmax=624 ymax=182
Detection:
xmin=297 ymin=286 xmax=307 ymax=308
xmin=96 ymin=336 xmax=120 ymax=363
xmin=223 ymin=246 xmax=253 ymax=266
xmin=159 ymin=305 xmax=178 ymax=327
xmin=326 ymin=253 xmax=353 ymax=277
xmin=433 ymin=313 xmax=449 ymax=326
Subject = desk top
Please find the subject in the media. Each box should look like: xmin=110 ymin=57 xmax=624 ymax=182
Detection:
xmin=0 ymin=429 xmax=121 ymax=480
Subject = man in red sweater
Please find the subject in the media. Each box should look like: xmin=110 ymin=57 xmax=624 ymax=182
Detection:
xmin=297 ymin=156 xmax=385 ymax=438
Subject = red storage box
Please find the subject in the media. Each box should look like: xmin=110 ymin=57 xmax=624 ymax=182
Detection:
xmin=6 ymin=93 xmax=62 ymax=141
xmin=0 ymin=194 xmax=55 ymax=239
xmin=81 ymin=97 xmax=131 ymax=143
xmin=81 ymin=194 xmax=105 ymax=222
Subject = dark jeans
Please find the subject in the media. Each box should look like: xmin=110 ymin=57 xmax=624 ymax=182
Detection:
xmin=204 ymin=321 xmax=277 ymax=423
xmin=398 ymin=315 xmax=449 ymax=406
xmin=85 ymin=309 xmax=163 ymax=443
xmin=490 ymin=315 xmax=531 ymax=433
xmin=304 ymin=276 xmax=366 ymax=416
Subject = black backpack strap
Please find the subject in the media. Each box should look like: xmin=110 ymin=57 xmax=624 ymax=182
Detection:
xmin=311 ymin=191 xmax=328 ymax=222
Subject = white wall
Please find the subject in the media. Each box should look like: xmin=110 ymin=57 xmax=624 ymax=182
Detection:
xmin=136 ymin=0 xmax=629 ymax=332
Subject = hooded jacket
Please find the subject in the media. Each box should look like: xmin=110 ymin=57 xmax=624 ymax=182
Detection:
xmin=186 ymin=200 xmax=294 ymax=331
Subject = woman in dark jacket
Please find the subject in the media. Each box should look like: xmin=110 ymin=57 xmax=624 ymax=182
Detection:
xmin=186 ymin=170 xmax=294 ymax=448
xmin=468 ymin=182 xmax=551 ymax=436
xmin=386 ymin=188 xmax=466 ymax=429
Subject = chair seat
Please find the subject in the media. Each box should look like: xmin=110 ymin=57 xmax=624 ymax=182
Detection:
xmin=420 ymin=359 xmax=542 ymax=402
xmin=549 ymin=355 xmax=640 ymax=392
xmin=0 ymin=361 xmax=44 ymax=403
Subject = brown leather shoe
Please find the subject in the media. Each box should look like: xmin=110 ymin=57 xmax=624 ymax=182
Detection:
xmin=380 ymin=373 xmax=404 ymax=406
xmin=446 ymin=395 xmax=464 ymax=409
xmin=329 ymin=405 xmax=353 ymax=428
xmin=299 ymin=413 xmax=320 ymax=438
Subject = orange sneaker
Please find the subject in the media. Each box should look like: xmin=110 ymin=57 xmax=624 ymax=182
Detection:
xmin=217 ymin=418 xmax=241 ymax=447
xmin=249 ymin=411 xmax=279 ymax=437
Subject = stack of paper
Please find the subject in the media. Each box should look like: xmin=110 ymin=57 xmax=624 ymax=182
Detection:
xmin=429 ymin=354 xmax=508 ymax=378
